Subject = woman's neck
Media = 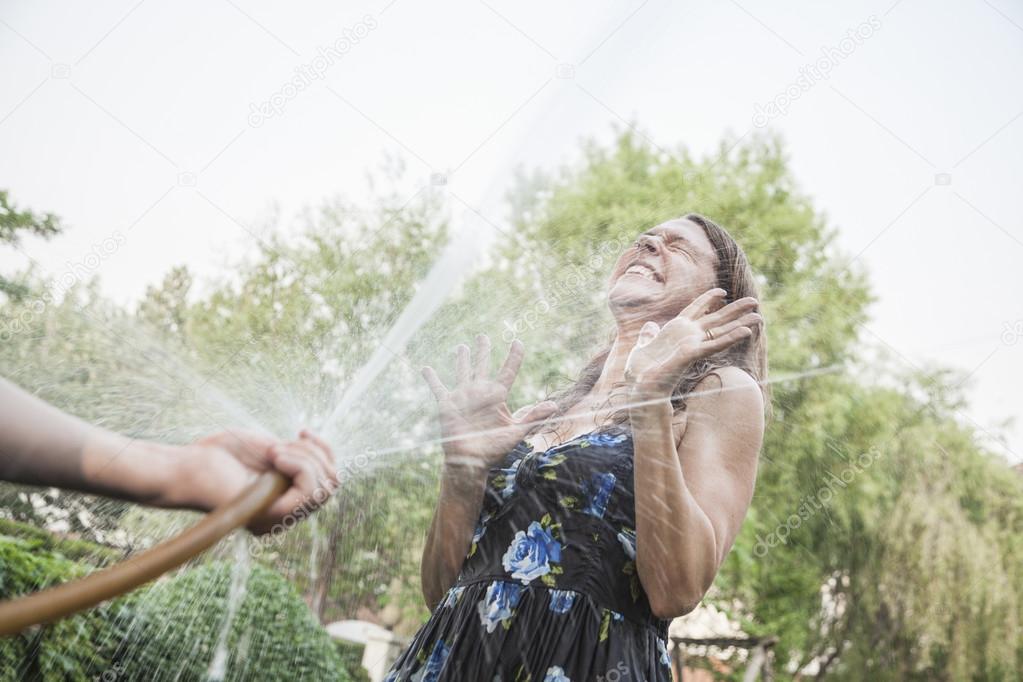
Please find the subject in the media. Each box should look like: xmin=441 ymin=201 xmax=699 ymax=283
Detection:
xmin=590 ymin=317 xmax=651 ymax=398
xmin=539 ymin=318 xmax=659 ymax=447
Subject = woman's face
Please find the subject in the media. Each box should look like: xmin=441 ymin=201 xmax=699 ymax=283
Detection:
xmin=607 ymin=218 xmax=720 ymax=321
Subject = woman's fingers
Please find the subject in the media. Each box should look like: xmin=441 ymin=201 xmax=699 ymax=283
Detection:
xmin=680 ymin=287 xmax=727 ymax=319
xmin=422 ymin=366 xmax=450 ymax=401
xmin=701 ymin=325 xmax=754 ymax=355
xmin=454 ymin=343 xmax=471 ymax=386
xmin=472 ymin=334 xmax=491 ymax=381
xmin=514 ymin=400 xmax=558 ymax=430
xmin=496 ymin=339 xmax=525 ymax=390
xmin=707 ymin=311 xmax=762 ymax=340
xmin=702 ymin=296 xmax=759 ymax=328
xmin=637 ymin=321 xmax=660 ymax=348
xmin=299 ymin=429 xmax=331 ymax=457
xmin=268 ymin=444 xmax=327 ymax=506
xmin=294 ymin=432 xmax=339 ymax=487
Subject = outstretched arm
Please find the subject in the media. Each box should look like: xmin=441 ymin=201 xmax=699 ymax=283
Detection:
xmin=0 ymin=377 xmax=339 ymax=534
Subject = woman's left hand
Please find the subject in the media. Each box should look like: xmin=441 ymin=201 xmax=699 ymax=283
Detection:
xmin=176 ymin=429 xmax=340 ymax=535
xmin=625 ymin=288 xmax=762 ymax=398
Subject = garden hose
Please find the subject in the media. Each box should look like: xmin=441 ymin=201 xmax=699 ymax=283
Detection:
xmin=0 ymin=470 xmax=290 ymax=637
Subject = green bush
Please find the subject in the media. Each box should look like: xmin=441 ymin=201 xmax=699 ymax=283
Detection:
xmin=0 ymin=517 xmax=122 ymax=564
xmin=0 ymin=535 xmax=122 ymax=681
xmin=115 ymin=561 xmax=353 ymax=681
xmin=333 ymin=640 xmax=371 ymax=682
xmin=0 ymin=535 xmax=355 ymax=681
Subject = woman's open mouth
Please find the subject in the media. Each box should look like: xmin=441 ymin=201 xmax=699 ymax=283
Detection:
xmin=623 ymin=262 xmax=663 ymax=283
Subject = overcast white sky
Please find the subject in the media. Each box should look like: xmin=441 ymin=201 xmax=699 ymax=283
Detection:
xmin=1 ymin=0 xmax=1021 ymax=463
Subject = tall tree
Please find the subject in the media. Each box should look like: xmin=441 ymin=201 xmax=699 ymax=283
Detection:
xmin=0 ymin=190 xmax=62 ymax=300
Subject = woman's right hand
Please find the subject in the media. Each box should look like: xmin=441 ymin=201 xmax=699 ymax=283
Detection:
xmin=422 ymin=335 xmax=558 ymax=474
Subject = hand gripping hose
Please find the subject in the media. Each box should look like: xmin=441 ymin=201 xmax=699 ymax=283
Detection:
xmin=0 ymin=471 xmax=289 ymax=637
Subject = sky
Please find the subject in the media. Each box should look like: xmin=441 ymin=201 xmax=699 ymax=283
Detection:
xmin=1 ymin=0 xmax=1021 ymax=463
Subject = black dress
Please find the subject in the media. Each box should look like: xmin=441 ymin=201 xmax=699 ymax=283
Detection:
xmin=384 ymin=426 xmax=673 ymax=682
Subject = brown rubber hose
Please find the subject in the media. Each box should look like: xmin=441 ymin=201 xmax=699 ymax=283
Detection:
xmin=0 ymin=471 xmax=290 ymax=637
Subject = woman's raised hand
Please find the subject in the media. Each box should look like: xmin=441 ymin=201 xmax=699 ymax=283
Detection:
xmin=422 ymin=335 xmax=558 ymax=473
xmin=625 ymin=288 xmax=762 ymax=397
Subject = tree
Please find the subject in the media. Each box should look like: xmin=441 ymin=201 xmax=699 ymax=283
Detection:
xmin=3 ymin=133 xmax=1020 ymax=679
xmin=463 ymin=128 xmax=1022 ymax=679
xmin=0 ymin=190 xmax=62 ymax=300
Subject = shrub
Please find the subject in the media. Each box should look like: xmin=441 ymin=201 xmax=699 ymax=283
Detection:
xmin=114 ymin=561 xmax=353 ymax=681
xmin=333 ymin=640 xmax=371 ymax=682
xmin=0 ymin=534 xmax=354 ymax=681
xmin=0 ymin=534 xmax=122 ymax=681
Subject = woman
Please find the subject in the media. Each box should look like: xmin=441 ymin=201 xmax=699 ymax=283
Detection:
xmin=388 ymin=213 xmax=767 ymax=681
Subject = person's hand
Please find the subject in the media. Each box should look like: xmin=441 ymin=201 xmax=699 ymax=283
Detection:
xmin=177 ymin=429 xmax=339 ymax=535
xmin=625 ymin=288 xmax=762 ymax=398
xmin=422 ymin=335 xmax=558 ymax=474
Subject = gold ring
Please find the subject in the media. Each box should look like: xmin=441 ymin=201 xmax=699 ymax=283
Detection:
xmin=705 ymin=328 xmax=715 ymax=341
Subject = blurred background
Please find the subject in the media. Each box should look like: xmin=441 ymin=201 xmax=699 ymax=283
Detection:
xmin=1 ymin=0 xmax=1021 ymax=680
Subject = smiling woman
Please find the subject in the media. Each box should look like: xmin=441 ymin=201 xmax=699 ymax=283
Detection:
xmin=384 ymin=213 xmax=768 ymax=681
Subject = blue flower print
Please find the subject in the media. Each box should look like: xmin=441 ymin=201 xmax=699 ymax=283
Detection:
xmin=468 ymin=511 xmax=491 ymax=558
xmin=582 ymin=472 xmax=616 ymax=518
xmin=442 ymin=585 xmax=465 ymax=608
xmin=548 ymin=589 xmax=576 ymax=614
xmin=411 ymin=639 xmax=449 ymax=682
xmin=477 ymin=580 xmax=522 ymax=633
xmin=544 ymin=666 xmax=571 ymax=682
xmin=657 ymin=637 xmax=671 ymax=667
xmin=494 ymin=458 xmax=522 ymax=499
xmin=502 ymin=519 xmax=562 ymax=585
xmin=617 ymin=527 xmax=637 ymax=560
xmin=617 ymin=526 xmax=642 ymax=601
xmin=473 ymin=512 xmax=491 ymax=542
xmin=586 ymin=431 xmax=629 ymax=447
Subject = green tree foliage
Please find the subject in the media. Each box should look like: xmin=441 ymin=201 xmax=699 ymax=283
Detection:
xmin=2 ymin=133 xmax=1020 ymax=679
xmin=445 ymin=129 xmax=1023 ymax=679
xmin=0 ymin=190 xmax=62 ymax=301
xmin=134 ymin=174 xmax=450 ymax=630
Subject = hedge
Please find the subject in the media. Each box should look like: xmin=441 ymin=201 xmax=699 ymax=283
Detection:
xmin=0 ymin=530 xmax=357 ymax=681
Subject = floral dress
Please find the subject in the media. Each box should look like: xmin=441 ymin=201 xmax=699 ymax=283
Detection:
xmin=383 ymin=426 xmax=673 ymax=682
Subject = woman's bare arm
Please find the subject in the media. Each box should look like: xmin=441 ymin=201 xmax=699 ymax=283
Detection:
xmin=420 ymin=464 xmax=488 ymax=609
xmin=0 ymin=377 xmax=340 ymax=534
xmin=0 ymin=377 xmax=180 ymax=503
xmin=628 ymin=367 xmax=763 ymax=617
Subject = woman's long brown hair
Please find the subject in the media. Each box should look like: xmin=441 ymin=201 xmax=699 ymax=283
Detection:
xmin=542 ymin=213 xmax=770 ymax=434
